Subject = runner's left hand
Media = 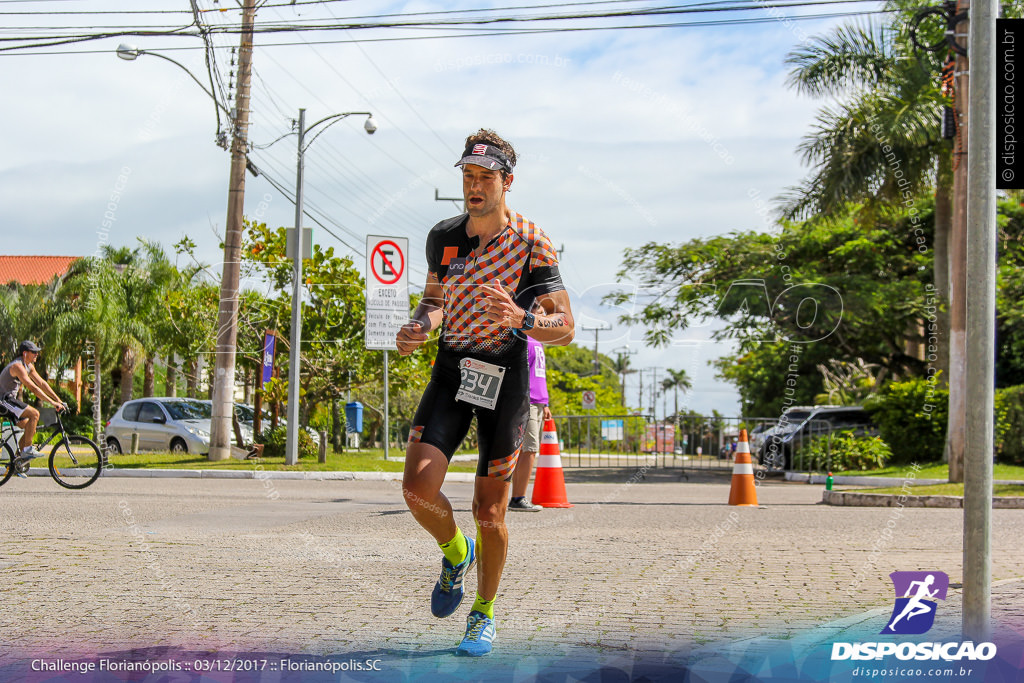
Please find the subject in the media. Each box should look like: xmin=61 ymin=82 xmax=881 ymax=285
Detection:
xmin=479 ymin=282 xmax=524 ymax=329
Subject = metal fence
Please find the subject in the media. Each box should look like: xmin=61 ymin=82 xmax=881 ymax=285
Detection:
xmin=551 ymin=414 xmax=838 ymax=473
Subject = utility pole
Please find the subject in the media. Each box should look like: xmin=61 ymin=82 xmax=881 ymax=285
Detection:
xmin=963 ymin=0 xmax=995 ymax=641
xmin=581 ymin=324 xmax=611 ymax=376
xmin=209 ymin=0 xmax=256 ymax=460
xmin=946 ymin=0 xmax=970 ymax=482
xmin=647 ymin=367 xmax=663 ymax=422
xmin=285 ymin=108 xmax=308 ymax=467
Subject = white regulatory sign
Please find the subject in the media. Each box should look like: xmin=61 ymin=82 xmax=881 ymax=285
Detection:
xmin=365 ymin=235 xmax=410 ymax=351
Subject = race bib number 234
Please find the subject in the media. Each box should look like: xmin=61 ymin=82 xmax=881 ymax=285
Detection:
xmin=455 ymin=358 xmax=505 ymax=410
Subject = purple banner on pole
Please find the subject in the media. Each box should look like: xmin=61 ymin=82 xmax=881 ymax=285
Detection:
xmin=261 ymin=333 xmax=276 ymax=384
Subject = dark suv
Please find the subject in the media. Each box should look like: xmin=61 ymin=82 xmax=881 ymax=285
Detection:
xmin=758 ymin=405 xmax=877 ymax=470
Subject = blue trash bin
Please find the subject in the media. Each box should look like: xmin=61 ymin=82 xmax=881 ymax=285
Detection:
xmin=344 ymin=402 xmax=363 ymax=433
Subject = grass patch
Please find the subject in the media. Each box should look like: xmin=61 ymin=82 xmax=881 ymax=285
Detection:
xmin=832 ymin=462 xmax=1024 ymax=480
xmin=850 ymin=483 xmax=1024 ymax=497
xmin=107 ymin=448 xmax=479 ymax=473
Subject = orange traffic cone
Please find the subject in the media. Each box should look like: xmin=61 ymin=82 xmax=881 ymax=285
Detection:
xmin=531 ymin=419 xmax=573 ymax=508
xmin=728 ymin=428 xmax=759 ymax=507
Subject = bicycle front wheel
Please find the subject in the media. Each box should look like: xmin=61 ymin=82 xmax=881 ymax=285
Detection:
xmin=49 ymin=435 xmax=103 ymax=489
xmin=0 ymin=442 xmax=13 ymax=487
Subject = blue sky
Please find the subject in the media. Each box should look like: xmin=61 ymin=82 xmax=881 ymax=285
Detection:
xmin=0 ymin=1 xmax=884 ymax=416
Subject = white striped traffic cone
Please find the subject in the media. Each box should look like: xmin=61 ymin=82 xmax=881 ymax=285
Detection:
xmin=728 ymin=429 xmax=758 ymax=506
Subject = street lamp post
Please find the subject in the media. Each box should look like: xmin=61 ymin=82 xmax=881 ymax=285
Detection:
xmin=284 ymin=108 xmax=376 ymax=466
xmin=117 ymin=0 xmax=256 ymax=462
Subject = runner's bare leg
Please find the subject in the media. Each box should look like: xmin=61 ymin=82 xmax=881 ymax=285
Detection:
xmin=403 ymin=443 xmax=458 ymax=543
xmin=472 ymin=475 xmax=511 ymax=600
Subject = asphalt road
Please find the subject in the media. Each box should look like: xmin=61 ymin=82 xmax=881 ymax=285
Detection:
xmin=1 ymin=471 xmax=1021 ymax=680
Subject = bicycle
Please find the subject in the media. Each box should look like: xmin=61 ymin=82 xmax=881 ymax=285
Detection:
xmin=0 ymin=410 xmax=104 ymax=489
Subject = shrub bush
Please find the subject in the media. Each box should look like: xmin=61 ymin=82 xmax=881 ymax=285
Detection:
xmin=256 ymin=425 xmax=318 ymax=460
xmin=864 ymin=375 xmax=948 ymax=464
xmin=995 ymin=385 xmax=1024 ymax=465
xmin=799 ymin=430 xmax=892 ymax=471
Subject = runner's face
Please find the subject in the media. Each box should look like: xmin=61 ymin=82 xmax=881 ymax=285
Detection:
xmin=462 ymin=165 xmax=507 ymax=218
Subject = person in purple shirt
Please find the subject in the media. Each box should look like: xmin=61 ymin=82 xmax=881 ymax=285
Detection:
xmin=509 ymin=321 xmax=549 ymax=511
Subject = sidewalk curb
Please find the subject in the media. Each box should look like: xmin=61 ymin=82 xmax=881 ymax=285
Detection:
xmin=787 ymin=472 xmax=1024 ymax=487
xmin=822 ymin=489 xmax=1024 ymax=508
xmin=25 ymin=468 xmax=478 ymax=483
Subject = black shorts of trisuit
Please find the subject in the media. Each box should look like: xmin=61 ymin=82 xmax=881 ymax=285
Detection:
xmin=0 ymin=393 xmax=27 ymax=420
xmin=409 ymin=350 xmax=529 ymax=480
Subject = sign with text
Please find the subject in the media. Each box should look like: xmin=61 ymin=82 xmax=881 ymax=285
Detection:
xmin=365 ymin=235 xmax=409 ymax=350
xmin=601 ymin=419 xmax=624 ymax=441
xmin=999 ymin=19 xmax=1024 ymax=189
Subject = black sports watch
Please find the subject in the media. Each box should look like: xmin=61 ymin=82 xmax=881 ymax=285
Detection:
xmin=519 ymin=310 xmax=536 ymax=331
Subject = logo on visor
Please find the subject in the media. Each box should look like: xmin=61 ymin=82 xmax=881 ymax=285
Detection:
xmin=472 ymin=144 xmax=488 ymax=155
xmin=882 ymin=571 xmax=949 ymax=635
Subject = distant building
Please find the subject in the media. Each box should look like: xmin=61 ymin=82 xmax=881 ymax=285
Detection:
xmin=0 ymin=255 xmax=83 ymax=401
xmin=0 ymin=255 xmax=80 ymax=286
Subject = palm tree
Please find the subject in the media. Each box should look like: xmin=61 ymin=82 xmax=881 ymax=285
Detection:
xmin=783 ymin=13 xmax=963 ymax=479
xmin=661 ymin=368 xmax=692 ymax=421
xmin=783 ymin=19 xmax=951 ymax=365
xmin=101 ymin=246 xmax=156 ymax=404
xmin=611 ymin=351 xmax=637 ymax=406
xmin=55 ymin=257 xmax=126 ymax=440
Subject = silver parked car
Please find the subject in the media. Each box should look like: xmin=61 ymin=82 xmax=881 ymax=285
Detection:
xmin=106 ymin=397 xmax=213 ymax=454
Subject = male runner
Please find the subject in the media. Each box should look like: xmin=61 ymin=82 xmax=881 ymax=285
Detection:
xmin=396 ymin=129 xmax=574 ymax=656
xmin=0 ymin=341 xmax=68 ymax=477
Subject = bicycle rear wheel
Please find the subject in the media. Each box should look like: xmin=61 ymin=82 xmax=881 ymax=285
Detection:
xmin=0 ymin=442 xmax=13 ymax=487
xmin=49 ymin=435 xmax=103 ymax=489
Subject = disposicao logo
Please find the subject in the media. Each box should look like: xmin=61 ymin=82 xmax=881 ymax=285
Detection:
xmin=831 ymin=570 xmax=997 ymax=663
xmin=882 ymin=570 xmax=948 ymax=635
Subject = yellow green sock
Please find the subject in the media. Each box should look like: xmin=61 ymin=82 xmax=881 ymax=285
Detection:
xmin=439 ymin=528 xmax=468 ymax=565
xmin=471 ymin=593 xmax=495 ymax=619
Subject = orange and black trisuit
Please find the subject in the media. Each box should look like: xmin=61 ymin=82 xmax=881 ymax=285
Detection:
xmin=408 ymin=211 xmax=564 ymax=479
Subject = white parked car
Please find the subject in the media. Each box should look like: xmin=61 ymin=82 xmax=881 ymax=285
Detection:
xmin=106 ymin=397 xmax=214 ymax=454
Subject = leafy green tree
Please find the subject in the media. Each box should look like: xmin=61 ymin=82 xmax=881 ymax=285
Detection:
xmin=545 ymin=344 xmax=627 ymax=416
xmin=242 ymin=220 xmax=432 ymax=448
xmin=997 ymin=200 xmax=1024 ymax=387
xmin=608 ymin=203 xmax=934 ymax=416
xmin=55 ymin=257 xmax=130 ymax=434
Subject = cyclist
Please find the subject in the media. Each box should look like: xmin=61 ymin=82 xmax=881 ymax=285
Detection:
xmin=396 ymin=129 xmax=574 ymax=656
xmin=0 ymin=340 xmax=68 ymax=475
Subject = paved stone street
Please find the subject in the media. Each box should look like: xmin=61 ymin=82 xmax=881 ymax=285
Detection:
xmin=1 ymin=470 xmax=1022 ymax=680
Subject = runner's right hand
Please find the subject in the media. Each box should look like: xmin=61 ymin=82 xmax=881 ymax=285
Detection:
xmin=396 ymin=320 xmax=428 ymax=356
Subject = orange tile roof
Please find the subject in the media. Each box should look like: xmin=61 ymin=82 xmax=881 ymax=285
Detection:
xmin=0 ymin=256 xmax=81 ymax=286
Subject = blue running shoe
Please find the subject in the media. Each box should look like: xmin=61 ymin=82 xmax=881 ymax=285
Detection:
xmin=455 ymin=610 xmax=495 ymax=656
xmin=430 ymin=536 xmax=475 ymax=618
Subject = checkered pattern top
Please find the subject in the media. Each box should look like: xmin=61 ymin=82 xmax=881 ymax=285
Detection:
xmin=426 ymin=212 xmax=564 ymax=359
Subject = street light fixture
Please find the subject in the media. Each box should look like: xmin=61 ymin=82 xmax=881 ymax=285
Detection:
xmin=116 ymin=43 xmax=230 ymax=119
xmin=283 ymin=108 xmax=375 ymax=466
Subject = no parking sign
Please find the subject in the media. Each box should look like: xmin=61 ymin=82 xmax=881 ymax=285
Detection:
xmin=365 ymin=235 xmax=409 ymax=350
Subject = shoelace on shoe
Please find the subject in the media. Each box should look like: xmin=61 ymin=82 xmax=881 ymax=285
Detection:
xmin=465 ymin=617 xmax=487 ymax=641
xmin=439 ymin=565 xmax=456 ymax=592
